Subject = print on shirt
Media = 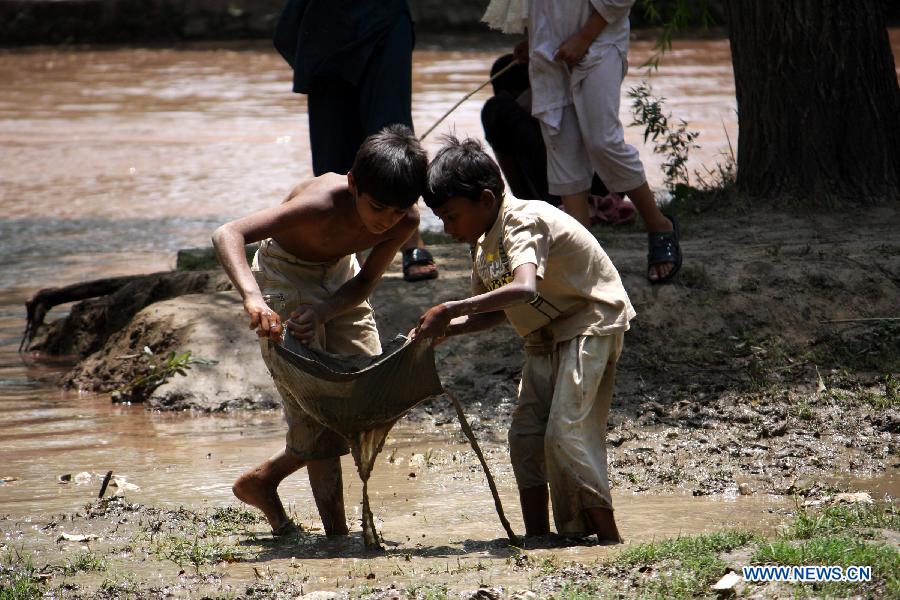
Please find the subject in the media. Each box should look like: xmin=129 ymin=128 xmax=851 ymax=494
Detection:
xmin=475 ymin=242 xmax=563 ymax=323
xmin=477 ymin=249 xmax=513 ymax=291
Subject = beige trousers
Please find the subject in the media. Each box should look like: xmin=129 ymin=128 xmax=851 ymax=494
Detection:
xmin=252 ymin=238 xmax=382 ymax=460
xmin=509 ymin=332 xmax=623 ymax=535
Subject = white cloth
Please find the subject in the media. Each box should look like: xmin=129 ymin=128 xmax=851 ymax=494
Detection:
xmin=528 ymin=0 xmax=634 ymax=131
xmin=540 ymin=45 xmax=646 ymax=194
xmin=481 ymin=0 xmax=529 ymax=34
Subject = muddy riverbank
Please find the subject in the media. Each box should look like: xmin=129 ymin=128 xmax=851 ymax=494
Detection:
xmin=4 ymin=203 xmax=899 ymax=598
xmin=21 ymin=203 xmax=900 ymax=502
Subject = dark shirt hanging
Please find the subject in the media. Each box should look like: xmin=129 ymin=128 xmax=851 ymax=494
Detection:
xmin=273 ymin=0 xmax=411 ymax=94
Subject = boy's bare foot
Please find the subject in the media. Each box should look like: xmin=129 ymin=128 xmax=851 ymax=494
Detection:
xmin=232 ymin=470 xmax=291 ymax=532
xmin=272 ymin=520 xmax=300 ymax=538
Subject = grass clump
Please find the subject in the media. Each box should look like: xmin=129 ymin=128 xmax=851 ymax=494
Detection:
xmin=204 ymin=505 xmax=263 ymax=537
xmin=61 ymin=550 xmax=108 ymax=576
xmin=0 ymin=550 xmax=45 ymax=600
xmin=748 ymin=501 xmax=900 ymax=598
xmin=151 ymin=534 xmax=242 ymax=572
xmin=753 ymin=537 xmax=898 ymax=598
xmin=783 ymin=502 xmax=898 ymax=540
xmin=405 ymin=582 xmax=449 ymax=600
xmin=618 ymin=529 xmax=758 ymax=566
xmin=98 ymin=569 xmax=142 ymax=596
xmin=542 ymin=530 xmax=759 ymax=599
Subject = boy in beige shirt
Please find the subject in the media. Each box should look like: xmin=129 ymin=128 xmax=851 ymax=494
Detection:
xmin=414 ymin=136 xmax=635 ymax=542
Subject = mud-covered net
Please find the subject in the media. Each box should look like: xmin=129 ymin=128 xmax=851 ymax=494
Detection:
xmin=267 ymin=334 xmax=444 ymax=547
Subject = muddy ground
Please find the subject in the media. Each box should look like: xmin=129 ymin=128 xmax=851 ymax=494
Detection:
xmin=5 ymin=202 xmax=899 ymax=598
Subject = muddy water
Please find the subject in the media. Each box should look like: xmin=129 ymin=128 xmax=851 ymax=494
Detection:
xmin=2 ymin=34 xmax=900 ymax=591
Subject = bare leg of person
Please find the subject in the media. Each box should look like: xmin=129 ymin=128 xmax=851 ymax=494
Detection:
xmin=233 ymin=449 xmax=305 ymax=532
xmin=308 ymin=456 xmax=349 ymax=536
xmin=519 ymin=484 xmax=551 ymax=536
xmin=561 ymin=190 xmax=591 ymax=228
xmin=624 ymin=181 xmax=675 ymax=282
xmin=584 ymin=506 xmax=623 ymax=544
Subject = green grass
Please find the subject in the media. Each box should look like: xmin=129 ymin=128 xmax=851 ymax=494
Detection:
xmin=753 ymin=537 xmax=899 ymax=598
xmin=782 ymin=502 xmax=899 ymax=540
xmin=0 ymin=551 xmax=44 ymax=600
xmin=204 ymin=505 xmax=263 ymax=536
xmin=534 ymin=502 xmax=898 ymax=599
xmin=0 ymin=573 xmax=43 ymax=600
xmin=748 ymin=502 xmax=900 ymax=598
xmin=617 ymin=530 xmax=758 ymax=566
xmin=98 ymin=569 xmax=142 ymax=596
xmin=151 ymin=534 xmax=242 ymax=572
xmin=405 ymin=582 xmax=449 ymax=600
xmin=62 ymin=550 xmax=108 ymax=576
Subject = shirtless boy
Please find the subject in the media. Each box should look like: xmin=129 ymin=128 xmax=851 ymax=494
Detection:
xmin=212 ymin=125 xmax=427 ymax=536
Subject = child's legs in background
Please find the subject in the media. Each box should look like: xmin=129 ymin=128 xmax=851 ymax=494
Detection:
xmin=544 ymin=333 xmax=623 ymax=539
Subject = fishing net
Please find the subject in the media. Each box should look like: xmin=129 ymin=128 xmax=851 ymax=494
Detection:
xmin=266 ymin=334 xmax=443 ymax=547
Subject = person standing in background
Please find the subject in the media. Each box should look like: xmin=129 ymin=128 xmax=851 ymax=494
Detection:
xmin=274 ymin=0 xmax=439 ymax=282
xmin=485 ymin=0 xmax=682 ymax=283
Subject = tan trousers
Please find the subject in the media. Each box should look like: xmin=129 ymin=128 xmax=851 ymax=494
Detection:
xmin=540 ymin=45 xmax=647 ymax=195
xmin=509 ymin=332 xmax=623 ymax=535
xmin=252 ymin=238 xmax=382 ymax=460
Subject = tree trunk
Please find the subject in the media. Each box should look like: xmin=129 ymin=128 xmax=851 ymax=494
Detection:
xmin=726 ymin=0 xmax=900 ymax=201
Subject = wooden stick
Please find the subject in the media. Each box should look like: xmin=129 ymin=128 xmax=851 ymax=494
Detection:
xmin=445 ymin=389 xmax=520 ymax=545
xmin=98 ymin=470 xmax=113 ymax=499
xmin=420 ymin=60 xmax=519 ymax=141
xmin=820 ymin=317 xmax=900 ymax=324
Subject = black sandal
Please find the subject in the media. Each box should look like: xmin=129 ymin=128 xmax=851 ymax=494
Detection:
xmin=647 ymin=214 xmax=682 ymax=284
xmin=402 ymin=247 xmax=439 ymax=282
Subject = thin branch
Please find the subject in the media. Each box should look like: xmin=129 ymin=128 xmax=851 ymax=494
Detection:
xmin=420 ymin=60 xmax=518 ymax=140
xmin=445 ymin=389 xmax=519 ymax=545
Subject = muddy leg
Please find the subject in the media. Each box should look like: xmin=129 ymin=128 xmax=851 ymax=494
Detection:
xmin=584 ymin=506 xmax=623 ymax=544
xmin=232 ymin=448 xmax=305 ymax=532
xmin=307 ymin=457 xmax=348 ymax=536
xmin=519 ymin=485 xmax=551 ymax=536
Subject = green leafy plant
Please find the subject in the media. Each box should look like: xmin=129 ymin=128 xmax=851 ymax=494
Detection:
xmin=637 ymin=0 xmax=716 ymax=69
xmin=115 ymin=346 xmax=217 ymax=402
xmin=628 ymin=82 xmax=699 ymax=193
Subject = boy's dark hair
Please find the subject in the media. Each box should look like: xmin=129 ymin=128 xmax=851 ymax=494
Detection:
xmin=351 ymin=124 xmax=427 ymax=209
xmin=490 ymin=54 xmax=529 ymax=97
xmin=423 ymin=135 xmax=505 ymax=210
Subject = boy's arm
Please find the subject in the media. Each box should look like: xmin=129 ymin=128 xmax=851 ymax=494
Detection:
xmin=286 ymin=214 xmax=418 ymax=342
xmin=416 ymin=262 xmax=537 ymax=340
xmin=211 ymin=185 xmax=321 ymax=339
xmin=555 ymin=5 xmax=609 ymax=67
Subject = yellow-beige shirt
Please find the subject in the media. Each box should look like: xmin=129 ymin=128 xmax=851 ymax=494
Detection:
xmin=472 ymin=197 xmax=636 ymax=344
